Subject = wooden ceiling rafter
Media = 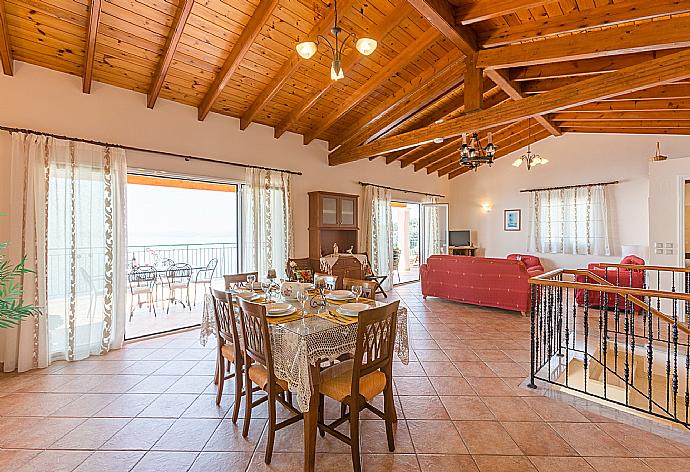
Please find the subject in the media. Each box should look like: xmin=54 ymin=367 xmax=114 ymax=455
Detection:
xmin=147 ymin=0 xmax=195 ymax=109
xmin=455 ymin=0 xmax=554 ymax=25
xmin=407 ymin=0 xmax=477 ymax=55
xmin=197 ymin=0 xmax=280 ymax=122
xmin=302 ymin=27 xmax=440 ymax=145
xmin=0 ymin=0 xmax=11 ymax=76
xmin=329 ymin=48 xmax=690 ymax=165
xmin=240 ymin=0 xmax=358 ymax=131
xmin=273 ymin=3 xmax=414 ymax=140
xmin=82 ymin=0 xmax=102 ymax=94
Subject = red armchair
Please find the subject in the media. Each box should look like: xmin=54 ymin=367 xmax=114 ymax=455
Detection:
xmin=575 ymin=255 xmax=645 ymax=310
xmin=507 ymin=254 xmax=545 ymax=277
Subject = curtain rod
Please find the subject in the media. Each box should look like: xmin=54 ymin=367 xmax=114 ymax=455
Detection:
xmin=520 ymin=180 xmax=619 ymax=193
xmin=358 ymin=181 xmax=445 ymax=198
xmin=0 ymin=125 xmax=303 ymax=176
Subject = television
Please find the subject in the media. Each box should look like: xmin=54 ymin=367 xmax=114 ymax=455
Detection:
xmin=449 ymin=230 xmax=471 ymax=247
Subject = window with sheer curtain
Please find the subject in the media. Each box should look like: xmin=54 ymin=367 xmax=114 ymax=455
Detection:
xmin=527 ymin=184 xmax=611 ymax=256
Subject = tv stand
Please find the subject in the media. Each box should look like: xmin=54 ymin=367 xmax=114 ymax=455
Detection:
xmin=449 ymin=246 xmax=477 ymax=256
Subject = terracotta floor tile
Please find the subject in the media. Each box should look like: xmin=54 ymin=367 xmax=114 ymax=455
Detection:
xmin=440 ymin=396 xmax=495 ymax=421
xmin=359 ymin=419 xmax=416 ymax=454
xmin=584 ymin=457 xmax=654 ymax=472
xmin=165 ymin=375 xmax=212 ymax=394
xmin=137 ymin=393 xmax=198 ymax=418
xmin=127 ymin=375 xmax=181 ymax=394
xmin=203 ymin=419 xmax=266 ymax=452
xmin=73 ymin=451 xmax=146 ymax=472
xmin=529 ymin=456 xmax=596 ymax=472
xmin=454 ymin=420 xmax=522 ymax=455
xmin=181 ymin=393 xmax=234 ymax=419
xmin=407 ymin=420 xmax=468 ymax=454
xmin=394 ymin=377 xmax=436 ymax=396
xmin=0 ymin=449 xmax=40 ymax=472
xmin=0 ymin=417 xmax=84 ymax=448
xmin=131 ymin=451 xmax=198 ymax=472
xmin=428 ymin=376 xmax=475 ymax=396
xmin=472 ymin=455 xmax=538 ymax=472
xmin=101 ymin=418 xmax=175 ymax=450
xmin=50 ymin=393 xmax=119 ymax=417
xmin=51 ymin=417 xmax=130 ymax=449
xmin=0 ymin=392 xmax=81 ymax=416
xmin=443 ymin=349 xmax=481 ymax=362
xmin=392 ymin=361 xmax=427 ymax=377
xmin=523 ymin=397 xmax=591 ymax=422
xmin=16 ymin=450 xmax=91 ymax=472
xmin=549 ymin=423 xmax=632 ymax=457
xmin=413 ymin=349 xmax=450 ymax=361
xmin=362 ymin=453 xmax=420 ymax=471
xmin=642 ymin=458 xmax=690 ymax=471
xmin=502 ymin=421 xmax=577 ymax=456
xmin=400 ymin=395 xmax=449 ymax=420
xmin=480 ymin=396 xmax=536 ymax=421
xmin=188 ymin=452 xmax=253 ymax=472
xmin=453 ymin=361 xmax=497 ymax=377
xmin=465 ymin=377 xmax=516 ymax=396
xmin=421 ymin=361 xmax=462 ymax=377
xmin=93 ymin=393 xmax=159 ymax=417
xmin=595 ymin=422 xmax=686 ymax=457
xmin=152 ymin=418 xmax=221 ymax=451
xmin=417 ymin=454 xmax=478 ymax=472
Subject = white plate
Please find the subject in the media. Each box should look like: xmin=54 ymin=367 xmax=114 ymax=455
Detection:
xmin=327 ymin=290 xmax=353 ymax=300
xmin=337 ymin=303 xmax=370 ymax=317
xmin=245 ymin=282 xmax=262 ymax=290
xmin=234 ymin=291 xmax=260 ymax=301
xmin=267 ymin=303 xmax=292 ymax=315
xmin=266 ymin=305 xmax=297 ymax=317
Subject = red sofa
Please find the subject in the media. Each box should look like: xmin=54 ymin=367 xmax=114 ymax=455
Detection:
xmin=420 ymin=255 xmax=544 ymax=315
xmin=507 ymin=254 xmax=545 ymax=277
xmin=575 ymin=255 xmax=645 ymax=310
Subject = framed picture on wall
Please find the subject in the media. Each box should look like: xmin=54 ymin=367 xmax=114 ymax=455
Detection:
xmin=504 ymin=209 xmax=521 ymax=231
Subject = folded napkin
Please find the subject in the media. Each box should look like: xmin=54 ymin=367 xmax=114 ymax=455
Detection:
xmin=315 ymin=310 xmax=357 ymax=326
xmin=267 ymin=310 xmax=309 ymax=325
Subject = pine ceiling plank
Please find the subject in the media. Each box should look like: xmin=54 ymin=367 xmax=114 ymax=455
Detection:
xmin=455 ymin=0 xmax=555 ymax=25
xmin=552 ymin=110 xmax=690 ymax=120
xmin=147 ymin=0 xmax=194 ymax=109
xmin=569 ymin=98 xmax=690 ymax=112
xmin=561 ymin=126 xmax=690 ymax=135
xmin=82 ymin=0 xmax=100 ymax=92
xmin=480 ymin=0 xmax=690 ymax=47
xmin=478 ymin=15 xmax=690 ymax=69
xmin=197 ymin=0 xmax=279 ymax=121
xmin=303 ymin=27 xmax=439 ymax=144
xmin=329 ymin=48 xmax=690 ymax=164
xmin=272 ymin=3 xmax=412 ymax=139
xmin=407 ymin=0 xmax=477 ymax=55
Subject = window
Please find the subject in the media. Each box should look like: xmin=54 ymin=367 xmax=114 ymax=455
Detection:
xmin=528 ymin=185 xmax=611 ymax=256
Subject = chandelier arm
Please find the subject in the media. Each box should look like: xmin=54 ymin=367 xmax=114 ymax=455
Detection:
xmin=315 ymin=34 xmax=335 ymax=55
xmin=339 ymin=31 xmax=356 ymax=55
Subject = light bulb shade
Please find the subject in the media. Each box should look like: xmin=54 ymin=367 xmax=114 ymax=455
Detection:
xmin=356 ymin=37 xmax=377 ymax=55
xmin=296 ymin=41 xmax=317 ymax=59
xmin=540 ymin=158 xmax=549 ymax=165
xmin=330 ymin=62 xmax=344 ymax=80
xmin=512 ymin=158 xmax=523 ymax=167
xmin=532 ymin=156 xmax=542 ymax=165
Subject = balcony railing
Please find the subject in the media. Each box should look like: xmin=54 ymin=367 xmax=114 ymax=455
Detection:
xmin=528 ymin=264 xmax=690 ymax=429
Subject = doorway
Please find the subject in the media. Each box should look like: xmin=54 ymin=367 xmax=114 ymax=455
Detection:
xmin=391 ymin=202 xmax=421 ymax=284
xmin=125 ymin=173 xmax=239 ymax=339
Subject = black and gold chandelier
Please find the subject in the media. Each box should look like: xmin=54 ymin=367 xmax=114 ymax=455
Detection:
xmin=459 ymin=132 xmax=497 ymax=171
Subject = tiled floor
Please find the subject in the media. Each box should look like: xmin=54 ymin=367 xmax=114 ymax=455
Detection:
xmin=1 ymin=283 xmax=690 ymax=471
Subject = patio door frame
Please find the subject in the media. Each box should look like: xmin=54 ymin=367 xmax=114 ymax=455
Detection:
xmin=420 ymin=202 xmax=449 ymax=265
xmin=391 ymin=200 xmax=422 ymax=285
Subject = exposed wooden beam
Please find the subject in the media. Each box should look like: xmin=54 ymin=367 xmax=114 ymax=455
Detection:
xmin=198 ymin=0 xmax=279 ymax=121
xmin=464 ymin=53 xmax=483 ymax=112
xmin=568 ymin=99 xmax=690 ymax=112
xmin=456 ymin=0 xmax=552 ymax=25
xmin=407 ymin=0 xmax=477 ymax=55
xmin=273 ymin=4 xmax=411 ymax=139
xmin=147 ymin=0 xmax=195 ymax=109
xmin=608 ymin=84 xmax=690 ymax=101
xmin=477 ymin=15 xmax=690 ymax=70
xmin=562 ymin=127 xmax=690 ymax=136
xmin=331 ymin=53 xmax=465 ymax=151
xmin=82 ymin=0 xmax=102 ymax=93
xmin=557 ymin=119 xmax=690 ymax=128
xmin=240 ymin=0 xmax=357 ymax=131
xmin=479 ymin=0 xmax=690 ymax=47
xmin=552 ymin=111 xmax=690 ymax=121
xmin=413 ymin=138 xmax=461 ymax=171
xmin=395 ymin=143 xmax=439 ymax=166
xmin=303 ymin=28 xmax=439 ymax=144
xmin=0 ymin=0 xmax=11 ymax=76
xmin=329 ymin=48 xmax=690 ymax=165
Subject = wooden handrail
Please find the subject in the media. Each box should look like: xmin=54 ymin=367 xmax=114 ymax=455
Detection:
xmin=591 ymin=263 xmax=690 ymax=274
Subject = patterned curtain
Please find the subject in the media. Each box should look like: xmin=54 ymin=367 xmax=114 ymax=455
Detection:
xmin=361 ymin=185 xmax=393 ymax=290
xmin=241 ymin=168 xmax=293 ymax=280
xmin=528 ymin=184 xmax=611 ymax=256
xmin=2 ymin=132 xmax=128 ymax=372
xmin=422 ymin=196 xmax=442 ymax=261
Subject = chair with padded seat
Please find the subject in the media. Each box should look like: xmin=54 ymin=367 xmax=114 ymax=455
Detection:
xmin=316 ymin=300 xmax=400 ymax=472
xmin=342 ymin=277 xmax=377 ymax=300
xmin=313 ymin=272 xmax=338 ymax=290
xmin=223 ymin=272 xmax=259 ymax=290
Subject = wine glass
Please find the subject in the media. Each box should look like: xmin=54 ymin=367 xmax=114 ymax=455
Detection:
xmin=296 ymin=288 xmax=308 ymax=313
xmin=261 ymin=281 xmax=272 ymax=301
xmin=247 ymin=274 xmax=256 ymax=290
xmin=352 ymin=285 xmax=363 ymax=303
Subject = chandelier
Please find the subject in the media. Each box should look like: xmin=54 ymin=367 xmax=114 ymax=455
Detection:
xmin=295 ymin=0 xmax=377 ymax=80
xmin=459 ymin=132 xmax=497 ymax=171
xmin=512 ymin=119 xmax=548 ymax=170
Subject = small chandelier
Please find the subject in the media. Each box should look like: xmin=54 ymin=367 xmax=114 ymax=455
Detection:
xmin=459 ymin=132 xmax=497 ymax=172
xmin=512 ymin=119 xmax=548 ymax=170
xmin=295 ymin=0 xmax=377 ymax=81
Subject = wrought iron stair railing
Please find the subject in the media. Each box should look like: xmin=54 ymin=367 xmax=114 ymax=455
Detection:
xmin=528 ymin=265 xmax=690 ymax=428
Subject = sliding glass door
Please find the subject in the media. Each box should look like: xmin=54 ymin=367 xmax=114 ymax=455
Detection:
xmin=420 ymin=203 xmax=449 ymax=264
xmin=391 ymin=202 xmax=421 ymax=284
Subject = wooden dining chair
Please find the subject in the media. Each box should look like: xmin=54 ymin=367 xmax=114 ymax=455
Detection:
xmin=210 ymin=288 xmax=245 ymax=423
xmin=223 ymin=272 xmax=259 ymax=290
xmin=314 ymin=272 xmax=338 ymax=290
xmin=236 ymin=298 xmax=303 ymax=464
xmin=316 ymin=301 xmax=400 ymax=472
xmin=342 ymin=277 xmax=378 ymax=299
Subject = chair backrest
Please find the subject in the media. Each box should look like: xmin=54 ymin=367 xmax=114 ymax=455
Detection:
xmin=342 ymin=277 xmax=377 ymax=299
xmin=166 ymin=263 xmax=192 ymax=284
xmin=224 ymin=272 xmax=259 ymax=290
xmin=210 ymin=288 xmax=241 ymax=351
xmin=621 ymin=255 xmax=645 ymax=266
xmin=314 ymin=272 xmax=338 ymax=290
xmin=129 ymin=265 xmax=157 ymax=287
xmin=351 ymin=301 xmax=400 ymax=398
xmin=236 ymin=297 xmax=274 ymax=375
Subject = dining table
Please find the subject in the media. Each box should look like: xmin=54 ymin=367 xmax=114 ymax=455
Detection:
xmin=200 ymin=283 xmax=409 ymax=472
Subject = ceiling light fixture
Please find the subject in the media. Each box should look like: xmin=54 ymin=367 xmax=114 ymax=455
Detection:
xmin=295 ymin=0 xmax=377 ymax=81
xmin=459 ymin=132 xmax=497 ymax=171
xmin=512 ymin=119 xmax=548 ymax=170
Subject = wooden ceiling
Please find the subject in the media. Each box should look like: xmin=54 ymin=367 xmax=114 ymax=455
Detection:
xmin=1 ymin=0 xmax=689 ymax=179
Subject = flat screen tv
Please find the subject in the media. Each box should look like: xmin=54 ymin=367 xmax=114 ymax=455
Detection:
xmin=449 ymin=230 xmax=471 ymax=247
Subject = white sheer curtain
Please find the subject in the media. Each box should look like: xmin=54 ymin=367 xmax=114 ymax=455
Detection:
xmin=2 ymin=132 xmax=128 ymax=372
xmin=361 ymin=185 xmax=394 ymax=291
xmin=242 ymin=168 xmax=293 ymax=280
xmin=422 ymin=196 xmax=442 ymax=260
xmin=528 ymin=184 xmax=611 ymax=256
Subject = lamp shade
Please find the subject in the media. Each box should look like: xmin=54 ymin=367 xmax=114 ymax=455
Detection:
xmin=355 ymin=37 xmax=377 ymax=56
xmin=512 ymin=158 xmax=523 ymax=167
xmin=296 ymin=41 xmax=318 ymax=59
xmin=330 ymin=63 xmax=344 ymax=80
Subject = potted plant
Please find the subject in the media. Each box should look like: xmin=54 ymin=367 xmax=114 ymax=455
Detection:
xmin=0 ymin=217 xmax=40 ymax=328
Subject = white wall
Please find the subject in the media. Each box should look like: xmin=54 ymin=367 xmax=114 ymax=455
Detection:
xmin=0 ymin=62 xmax=449 ymax=257
xmin=448 ymin=133 xmax=690 ymax=271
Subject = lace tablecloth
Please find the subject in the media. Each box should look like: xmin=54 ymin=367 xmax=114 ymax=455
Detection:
xmin=200 ymin=294 xmax=409 ymax=412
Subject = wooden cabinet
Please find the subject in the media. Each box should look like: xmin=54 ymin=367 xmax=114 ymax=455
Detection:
xmin=308 ymin=191 xmax=359 ymax=260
